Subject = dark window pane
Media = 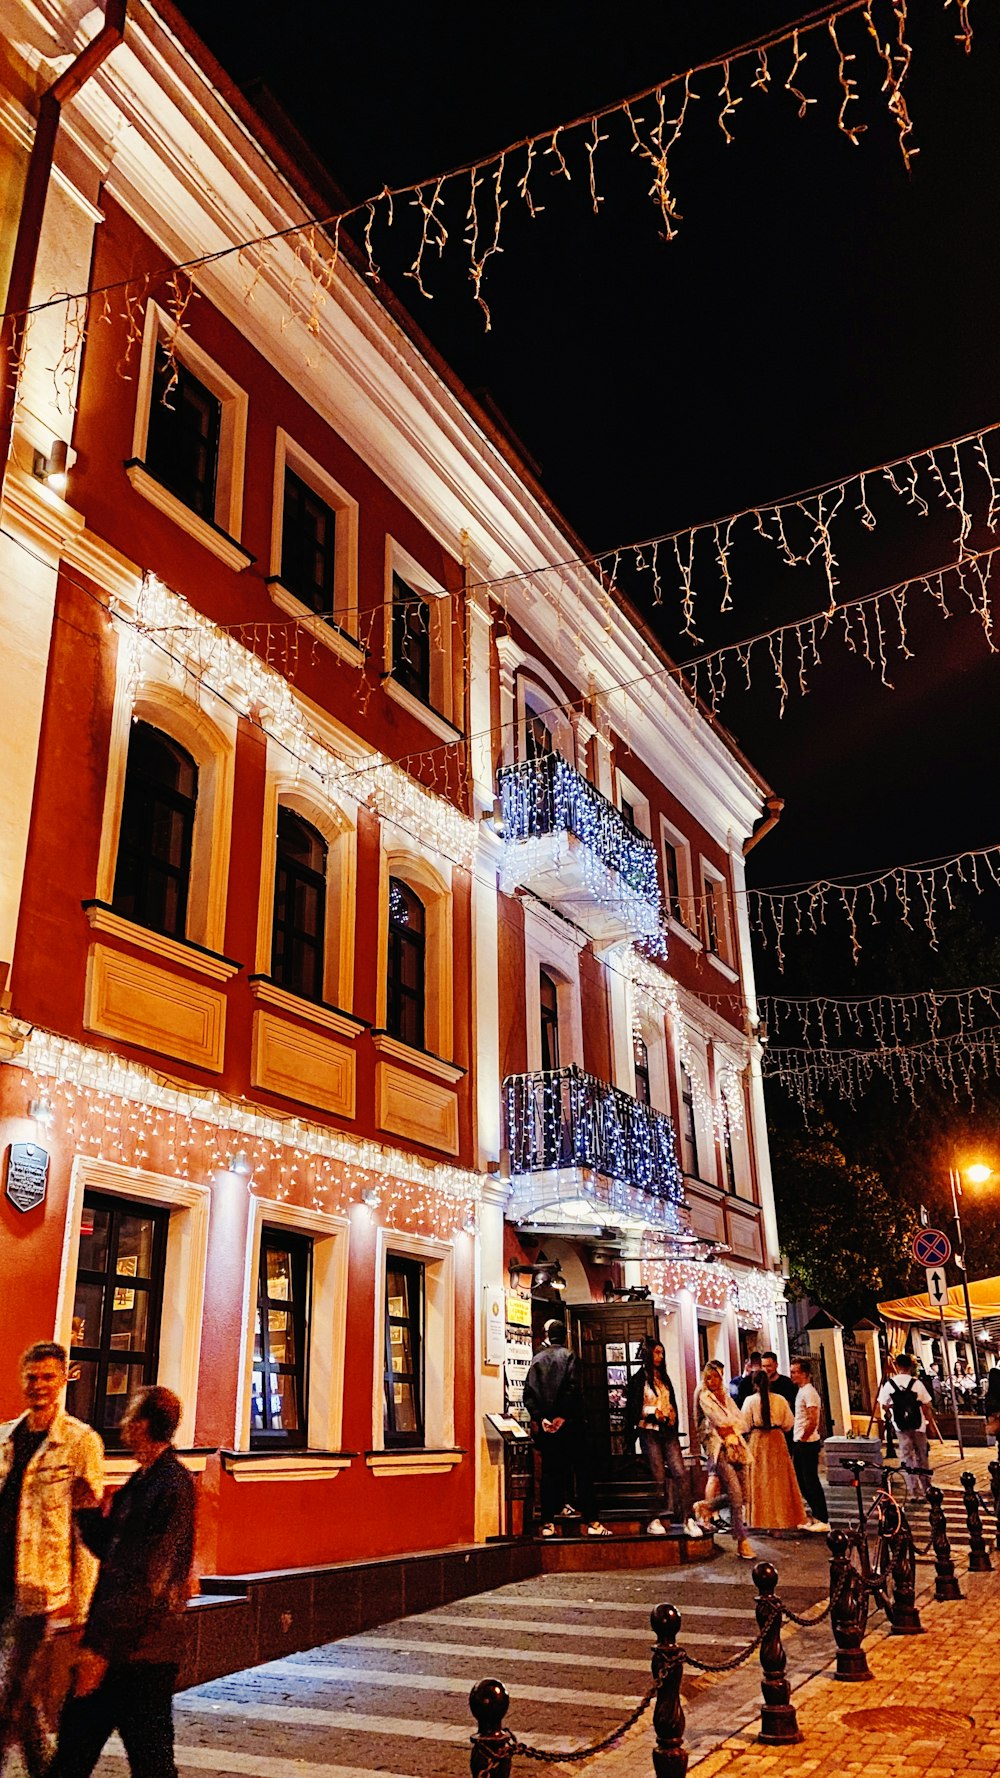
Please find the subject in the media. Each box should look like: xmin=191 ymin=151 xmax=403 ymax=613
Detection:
xmin=281 ymin=468 xmax=337 ymax=616
xmin=251 ymin=1231 xmax=311 ymax=1448
xmin=77 ymin=1203 xmax=110 ymax=1275
xmin=69 ymin=1193 xmax=168 ymax=1448
xmin=540 ymin=969 xmax=560 ymax=1072
xmin=524 ymin=710 xmax=552 ymax=761
xmin=66 ymin=1360 xmax=98 ymax=1426
xmin=144 ymin=346 xmax=221 ymax=520
xmin=272 ymin=807 xmax=327 ymax=1003
xmin=391 ymin=573 xmax=432 ymax=705
xmin=386 ymin=878 xmax=425 ymax=1050
xmin=71 ymin=1282 xmax=104 ymax=1351
xmin=384 ymin=1254 xmax=424 ymax=1447
xmin=112 ymin=721 xmax=197 ymax=940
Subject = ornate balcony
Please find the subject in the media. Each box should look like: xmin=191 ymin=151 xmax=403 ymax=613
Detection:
xmin=503 ymin=1065 xmax=687 ymax=1234
xmin=497 ymin=754 xmax=663 ymax=944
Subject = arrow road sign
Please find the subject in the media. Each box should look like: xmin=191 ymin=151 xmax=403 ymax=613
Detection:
xmin=912 ymin=1227 xmax=952 ymax=1268
xmin=925 ymin=1267 xmax=948 ymax=1310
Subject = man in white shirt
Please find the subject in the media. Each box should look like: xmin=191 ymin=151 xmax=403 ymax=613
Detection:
xmin=878 ymin=1354 xmax=932 ymax=1499
xmin=789 ymin=1357 xmax=829 ymax=1531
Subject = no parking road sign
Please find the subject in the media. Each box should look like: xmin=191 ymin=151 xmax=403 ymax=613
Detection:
xmin=912 ymin=1227 xmax=952 ymax=1268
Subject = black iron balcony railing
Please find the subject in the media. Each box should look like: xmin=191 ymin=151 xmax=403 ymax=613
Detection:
xmin=504 ymin=1065 xmax=685 ymax=1207
xmin=498 ymin=754 xmax=662 ymax=908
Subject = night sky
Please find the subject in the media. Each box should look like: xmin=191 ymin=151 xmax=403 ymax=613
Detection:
xmin=177 ymin=0 xmax=1000 ymax=990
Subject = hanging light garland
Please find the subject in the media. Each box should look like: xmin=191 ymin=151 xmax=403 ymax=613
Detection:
xmin=622 ymin=945 xmax=748 ymax=1141
xmin=764 ymin=1020 xmax=1000 ymax=1114
xmin=760 ymin=981 xmax=1000 ymax=1048
xmin=5 ymin=0 xmax=975 ymax=360
xmin=13 ymin=1030 xmax=482 ymax=1234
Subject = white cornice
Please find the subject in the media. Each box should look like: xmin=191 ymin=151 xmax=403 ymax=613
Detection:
xmin=39 ymin=0 xmax=768 ymax=848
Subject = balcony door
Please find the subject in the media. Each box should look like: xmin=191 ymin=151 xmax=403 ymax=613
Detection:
xmin=539 ymin=969 xmax=560 ymax=1071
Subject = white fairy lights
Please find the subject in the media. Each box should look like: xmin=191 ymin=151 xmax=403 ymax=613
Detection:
xmin=17 ymin=1031 xmax=482 ymax=1235
xmin=622 ymin=945 xmax=747 ymax=1141
xmin=764 ymin=1022 xmax=1000 ymax=1115
xmin=132 ymin=576 xmax=477 ymax=870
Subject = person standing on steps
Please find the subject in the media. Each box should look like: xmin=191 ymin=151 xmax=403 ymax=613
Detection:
xmin=626 ymin=1341 xmax=705 ymax=1539
xmin=789 ymin=1357 xmax=830 ymax=1531
xmin=878 ymin=1352 xmax=933 ymax=1501
xmin=522 ymin=1321 xmax=611 ymax=1539
xmin=694 ymin=1360 xmax=756 ymax=1560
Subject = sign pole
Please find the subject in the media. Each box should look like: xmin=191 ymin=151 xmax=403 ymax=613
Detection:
xmin=939 ymin=1308 xmax=965 ymax=1460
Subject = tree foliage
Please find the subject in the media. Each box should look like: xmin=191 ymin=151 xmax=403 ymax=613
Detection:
xmin=768 ymin=1120 xmax=919 ymax=1315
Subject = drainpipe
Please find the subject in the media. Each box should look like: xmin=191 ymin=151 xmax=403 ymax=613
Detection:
xmin=0 ymin=0 xmax=127 ymax=489
xmin=743 ymin=794 xmax=784 ymax=856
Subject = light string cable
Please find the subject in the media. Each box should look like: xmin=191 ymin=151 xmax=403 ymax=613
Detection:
xmin=1 ymin=0 xmax=972 ymax=348
xmin=5 ymin=510 xmax=1000 ymax=948
xmin=136 ymin=411 xmax=1000 ymax=656
xmin=764 ymin=1019 xmax=1000 ymax=1114
xmin=759 ymin=981 xmax=1000 ymax=1048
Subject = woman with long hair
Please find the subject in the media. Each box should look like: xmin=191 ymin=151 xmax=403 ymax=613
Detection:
xmin=694 ymin=1360 xmax=755 ymax=1559
xmin=626 ymin=1341 xmax=705 ymax=1539
xmin=743 ymin=1371 xmax=808 ymax=1532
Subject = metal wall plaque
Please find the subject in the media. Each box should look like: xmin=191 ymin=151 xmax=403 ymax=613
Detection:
xmin=5 ymin=1143 xmax=49 ymax=1213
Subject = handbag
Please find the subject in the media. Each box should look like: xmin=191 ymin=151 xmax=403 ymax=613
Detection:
xmin=722 ymin=1431 xmax=749 ymax=1465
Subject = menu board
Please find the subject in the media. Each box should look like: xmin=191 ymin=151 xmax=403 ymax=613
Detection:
xmin=606 ymin=1340 xmax=646 ymax=1439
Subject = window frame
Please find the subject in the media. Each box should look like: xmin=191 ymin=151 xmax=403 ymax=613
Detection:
xmin=111 ymin=719 xmax=198 ymax=942
xmin=371 ymin=1226 xmax=455 ymax=1457
xmin=615 ymin=769 xmax=652 ymax=839
xmin=268 ymin=430 xmax=361 ymax=660
xmin=386 ymin=877 xmax=427 ymax=1051
xmin=539 ymin=967 xmax=561 ymax=1072
xmin=250 ymin=1227 xmax=312 ymax=1451
xmin=377 ymin=843 xmax=454 ymax=1063
xmin=129 ymin=301 xmax=249 ymax=567
xmin=383 ymin=1253 xmax=425 ymax=1449
xmin=659 ymin=815 xmax=697 ymax=938
xmin=272 ymin=806 xmax=328 ymax=1005
xmin=701 ymin=860 xmax=735 ymax=969
xmin=383 ymin=537 xmax=458 ymax=734
xmin=67 ymin=1190 xmax=169 ymax=1451
xmin=633 ymin=1034 xmax=652 ymax=1106
xmin=680 ymin=1066 xmax=700 ymax=1179
xmin=143 ymin=345 xmax=222 ymax=523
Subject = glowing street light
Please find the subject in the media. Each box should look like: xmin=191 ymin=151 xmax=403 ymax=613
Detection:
xmin=948 ymin=1158 xmax=996 ymax=1388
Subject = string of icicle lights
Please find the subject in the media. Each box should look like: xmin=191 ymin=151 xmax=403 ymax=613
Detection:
xmin=759 ymin=983 xmax=1000 ymax=1049
xmin=4 ymin=0 xmax=975 ymax=345
xmin=764 ymin=1021 xmax=1000 ymax=1114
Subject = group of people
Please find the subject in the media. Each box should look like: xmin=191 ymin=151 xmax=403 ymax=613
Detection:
xmin=0 ymin=1341 xmax=194 ymax=1778
xmin=523 ymin=1323 xmax=830 ymax=1556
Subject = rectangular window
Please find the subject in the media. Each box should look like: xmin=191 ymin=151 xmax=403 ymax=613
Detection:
xmin=281 ymin=468 xmax=337 ymax=618
xmin=724 ymin=1123 xmax=738 ymax=1195
xmin=620 ymin=796 xmax=636 ymax=830
xmin=681 ymin=1068 xmax=700 ymax=1178
xmin=384 ymin=1254 xmax=424 ymax=1447
xmin=67 ymin=1193 xmax=168 ymax=1448
xmin=251 ymin=1229 xmax=311 ymax=1448
xmin=704 ymin=878 xmax=722 ymax=954
xmin=392 ymin=573 xmax=432 ymax=706
xmin=144 ymin=346 xmax=221 ymax=521
xmin=663 ymin=842 xmax=681 ymax=922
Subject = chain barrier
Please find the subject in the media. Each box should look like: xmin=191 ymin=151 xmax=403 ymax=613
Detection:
xmin=681 ymin=1621 xmax=767 ymax=1674
xmin=478 ymin=1680 xmax=659 ymax=1769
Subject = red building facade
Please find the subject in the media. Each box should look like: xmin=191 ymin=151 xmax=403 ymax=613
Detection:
xmin=0 ymin=0 xmax=785 ymax=1576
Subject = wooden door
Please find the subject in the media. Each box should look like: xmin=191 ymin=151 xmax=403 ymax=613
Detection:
xmin=569 ymin=1303 xmax=657 ymax=1481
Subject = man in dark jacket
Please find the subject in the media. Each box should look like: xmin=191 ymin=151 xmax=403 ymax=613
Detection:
xmin=522 ymin=1321 xmax=610 ymax=1537
xmin=49 ymin=1385 xmax=195 ymax=1778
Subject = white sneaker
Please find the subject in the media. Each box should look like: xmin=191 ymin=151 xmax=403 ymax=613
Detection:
xmin=685 ymin=1516 xmax=707 ymax=1538
xmin=586 ymin=1522 xmax=613 ymax=1537
xmin=805 ymin=1520 xmax=830 ymax=1533
xmin=646 ymin=1517 xmax=667 ymax=1536
xmin=540 ymin=1522 xmax=556 ymax=1537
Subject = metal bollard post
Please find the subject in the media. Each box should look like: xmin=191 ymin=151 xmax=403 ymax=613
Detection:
xmin=961 ymin=1471 xmax=992 ymax=1573
xmin=650 ymin=1603 xmax=687 ymax=1778
xmin=752 ymin=1561 xmax=802 ymax=1745
xmin=469 ymin=1678 xmax=513 ymax=1778
xmin=927 ymin=1485 xmax=963 ymax=1601
xmin=826 ymin=1529 xmax=871 ymax=1680
xmin=990 ymin=1459 xmax=1000 ymax=1551
xmin=886 ymin=1517 xmax=924 ymax=1635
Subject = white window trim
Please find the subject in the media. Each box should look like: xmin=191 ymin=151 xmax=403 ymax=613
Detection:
xmin=377 ymin=834 xmax=454 ymax=1062
xmin=370 ymin=1225 xmax=456 ymax=1457
xmin=384 ymin=536 xmax=457 ymax=728
xmin=517 ymin=664 xmax=575 ymax=766
xmin=54 ymin=1157 xmax=211 ymax=1450
xmin=523 ymin=901 xmax=585 ymax=1073
xmin=130 ymin=300 xmax=249 ymax=565
xmin=660 ymin=815 xmax=698 ymax=942
xmin=235 ymin=1195 xmax=351 ymax=1453
xmin=633 ymin=1009 xmax=670 ymax=1114
xmin=268 ymin=428 xmax=362 ymax=661
xmin=676 ymin=1030 xmax=716 ymax=1187
xmin=700 ymin=857 xmax=736 ymax=969
xmin=615 ymin=768 xmax=651 ymax=838
xmin=95 ymin=650 xmax=237 ymax=957
xmin=254 ymin=747 xmax=358 ymax=1015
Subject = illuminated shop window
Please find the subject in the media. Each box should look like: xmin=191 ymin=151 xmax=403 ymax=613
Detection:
xmin=251 ymin=1229 xmax=311 ymax=1449
xmin=67 ymin=1193 xmax=168 ymax=1448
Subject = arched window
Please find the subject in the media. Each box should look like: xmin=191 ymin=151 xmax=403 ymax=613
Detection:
xmin=633 ymin=1036 xmax=651 ymax=1106
xmin=272 ymin=808 xmax=328 ymax=1002
xmin=540 ymin=969 xmax=561 ymax=1072
xmin=112 ymin=720 xmax=197 ymax=939
xmin=387 ymin=878 xmax=426 ymax=1049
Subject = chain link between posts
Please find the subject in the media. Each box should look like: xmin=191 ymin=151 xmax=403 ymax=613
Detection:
xmin=477 ymin=1680 xmax=659 ymax=1769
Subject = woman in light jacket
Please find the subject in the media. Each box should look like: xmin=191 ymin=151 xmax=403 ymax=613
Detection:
xmin=694 ymin=1359 xmax=756 ymax=1559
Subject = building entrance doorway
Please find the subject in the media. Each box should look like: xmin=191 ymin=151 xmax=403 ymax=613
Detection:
xmin=566 ymin=1301 xmax=657 ymax=1484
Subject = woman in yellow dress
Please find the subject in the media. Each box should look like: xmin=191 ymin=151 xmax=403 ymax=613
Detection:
xmin=743 ymin=1371 xmax=807 ymax=1532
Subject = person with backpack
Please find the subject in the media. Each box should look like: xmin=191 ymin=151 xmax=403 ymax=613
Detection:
xmin=878 ymin=1353 xmax=933 ymax=1499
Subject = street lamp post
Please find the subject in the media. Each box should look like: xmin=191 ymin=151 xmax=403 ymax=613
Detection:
xmin=948 ymin=1165 xmax=986 ymax=1390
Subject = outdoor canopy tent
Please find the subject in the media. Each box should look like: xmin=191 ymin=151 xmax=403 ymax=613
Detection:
xmin=878 ymin=1276 xmax=1000 ymax=1324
